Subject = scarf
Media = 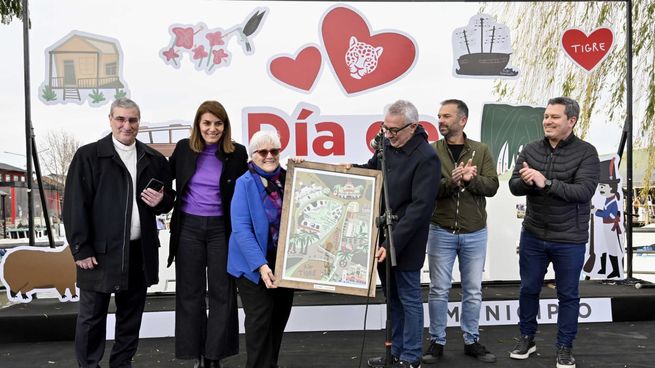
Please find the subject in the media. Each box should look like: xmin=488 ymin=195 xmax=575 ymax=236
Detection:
xmin=248 ymin=162 xmax=284 ymax=257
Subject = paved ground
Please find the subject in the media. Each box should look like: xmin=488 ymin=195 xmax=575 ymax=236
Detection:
xmin=1 ymin=322 xmax=653 ymax=368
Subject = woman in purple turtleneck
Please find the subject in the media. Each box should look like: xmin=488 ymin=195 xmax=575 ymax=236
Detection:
xmin=168 ymin=100 xmax=248 ymax=368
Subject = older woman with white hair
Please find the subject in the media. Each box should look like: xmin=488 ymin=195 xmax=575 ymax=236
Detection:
xmin=227 ymin=130 xmax=294 ymax=368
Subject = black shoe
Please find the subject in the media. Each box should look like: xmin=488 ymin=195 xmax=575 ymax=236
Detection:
xmin=205 ymin=359 xmax=221 ymax=368
xmin=391 ymin=360 xmax=421 ymax=368
xmin=193 ymin=356 xmax=205 ymax=368
xmin=556 ymin=346 xmax=576 ymax=368
xmin=422 ymin=341 xmax=444 ymax=363
xmin=509 ymin=335 xmax=536 ymax=360
xmin=464 ymin=341 xmax=497 ymax=363
xmin=368 ymin=355 xmax=399 ymax=368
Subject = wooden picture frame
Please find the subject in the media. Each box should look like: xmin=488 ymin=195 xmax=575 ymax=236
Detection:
xmin=274 ymin=161 xmax=383 ymax=297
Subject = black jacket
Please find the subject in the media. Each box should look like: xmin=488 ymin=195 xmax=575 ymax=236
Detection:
xmin=63 ymin=134 xmax=175 ymax=293
xmin=168 ymin=139 xmax=248 ymax=266
xmin=509 ymin=134 xmax=599 ymax=244
xmin=358 ymin=125 xmax=441 ymax=271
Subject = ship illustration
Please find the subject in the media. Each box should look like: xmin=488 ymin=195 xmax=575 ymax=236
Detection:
xmin=455 ymin=16 xmax=518 ymax=77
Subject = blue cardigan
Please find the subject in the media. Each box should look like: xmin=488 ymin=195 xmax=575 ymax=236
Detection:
xmin=228 ymin=170 xmax=276 ymax=284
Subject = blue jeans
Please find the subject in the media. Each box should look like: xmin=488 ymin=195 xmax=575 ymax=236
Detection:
xmin=380 ymin=267 xmax=423 ymax=363
xmin=518 ymin=229 xmax=585 ymax=348
xmin=427 ymin=225 xmax=487 ymax=345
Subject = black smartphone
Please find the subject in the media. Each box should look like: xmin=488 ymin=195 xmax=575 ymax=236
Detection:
xmin=146 ymin=178 xmax=164 ymax=192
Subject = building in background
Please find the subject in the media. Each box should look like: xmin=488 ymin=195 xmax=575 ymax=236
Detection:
xmin=0 ymin=162 xmax=62 ymax=239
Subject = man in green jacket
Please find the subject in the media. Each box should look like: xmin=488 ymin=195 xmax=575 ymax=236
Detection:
xmin=423 ymin=99 xmax=499 ymax=364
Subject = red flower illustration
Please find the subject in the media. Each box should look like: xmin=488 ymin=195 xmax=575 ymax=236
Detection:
xmin=192 ymin=45 xmax=208 ymax=60
xmin=208 ymin=49 xmax=230 ymax=71
xmin=172 ymin=27 xmax=195 ymax=49
xmin=162 ymin=47 xmax=180 ymax=66
xmin=206 ymin=31 xmax=224 ymax=47
xmin=192 ymin=45 xmax=209 ymax=67
xmin=212 ymin=49 xmax=229 ymax=65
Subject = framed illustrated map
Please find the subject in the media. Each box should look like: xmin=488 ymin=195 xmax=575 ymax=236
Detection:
xmin=274 ymin=161 xmax=383 ymax=297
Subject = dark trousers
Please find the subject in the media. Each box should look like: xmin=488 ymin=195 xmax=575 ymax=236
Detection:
xmin=236 ymin=277 xmax=294 ymax=368
xmin=175 ymin=213 xmax=239 ymax=360
xmin=518 ymin=229 xmax=586 ymax=348
xmin=75 ymin=240 xmax=147 ymax=368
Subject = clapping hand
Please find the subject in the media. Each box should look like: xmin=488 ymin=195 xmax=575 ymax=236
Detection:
xmin=518 ymin=162 xmax=546 ymax=188
xmin=452 ymin=159 xmax=477 ymax=190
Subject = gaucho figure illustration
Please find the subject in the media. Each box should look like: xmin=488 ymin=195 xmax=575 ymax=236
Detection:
xmin=590 ymin=157 xmax=624 ymax=278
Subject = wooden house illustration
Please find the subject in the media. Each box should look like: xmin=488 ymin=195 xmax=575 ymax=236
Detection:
xmin=46 ymin=33 xmax=125 ymax=101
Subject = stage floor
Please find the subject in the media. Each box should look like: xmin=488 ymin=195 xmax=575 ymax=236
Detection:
xmin=1 ymin=322 xmax=654 ymax=367
xmin=1 ymin=280 xmax=655 ymax=367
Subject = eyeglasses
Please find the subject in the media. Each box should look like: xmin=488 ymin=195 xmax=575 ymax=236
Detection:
xmin=381 ymin=123 xmax=413 ymax=137
xmin=112 ymin=116 xmax=139 ymax=124
xmin=255 ymin=148 xmax=280 ymax=157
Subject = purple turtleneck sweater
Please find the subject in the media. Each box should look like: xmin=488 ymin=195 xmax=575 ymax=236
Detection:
xmin=180 ymin=143 xmax=224 ymax=216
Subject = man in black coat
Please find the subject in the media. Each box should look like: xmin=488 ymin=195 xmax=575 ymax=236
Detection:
xmin=508 ymin=97 xmax=599 ymax=368
xmin=361 ymin=100 xmax=441 ymax=368
xmin=63 ymin=98 xmax=175 ymax=368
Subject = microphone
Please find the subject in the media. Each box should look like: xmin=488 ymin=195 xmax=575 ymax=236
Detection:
xmin=370 ymin=130 xmax=385 ymax=150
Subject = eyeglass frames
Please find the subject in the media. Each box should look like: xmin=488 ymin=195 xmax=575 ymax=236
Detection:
xmin=255 ymin=148 xmax=281 ymax=157
xmin=380 ymin=123 xmax=413 ymax=137
xmin=111 ymin=116 xmax=139 ymax=124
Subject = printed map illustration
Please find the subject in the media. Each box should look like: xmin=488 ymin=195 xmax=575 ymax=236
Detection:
xmin=281 ymin=168 xmax=376 ymax=289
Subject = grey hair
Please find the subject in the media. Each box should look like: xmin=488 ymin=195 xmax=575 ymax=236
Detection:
xmin=547 ymin=97 xmax=580 ymax=120
xmin=385 ymin=100 xmax=419 ymax=125
xmin=109 ymin=98 xmax=141 ymax=120
xmin=248 ymin=130 xmax=282 ymax=157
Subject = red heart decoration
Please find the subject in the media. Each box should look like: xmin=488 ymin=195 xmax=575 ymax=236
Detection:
xmin=269 ymin=46 xmax=322 ymax=92
xmin=561 ymin=28 xmax=613 ymax=72
xmin=321 ymin=6 xmax=416 ymax=95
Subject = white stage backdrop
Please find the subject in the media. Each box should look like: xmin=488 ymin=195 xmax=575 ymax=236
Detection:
xmin=0 ymin=1 xmax=625 ymax=289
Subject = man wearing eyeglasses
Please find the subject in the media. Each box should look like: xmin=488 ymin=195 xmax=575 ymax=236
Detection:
xmin=63 ymin=98 xmax=175 ymax=368
xmin=422 ymin=99 xmax=499 ymax=365
xmin=362 ymin=100 xmax=441 ymax=368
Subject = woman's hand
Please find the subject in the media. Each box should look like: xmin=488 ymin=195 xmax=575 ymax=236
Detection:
xmin=259 ymin=264 xmax=277 ymax=289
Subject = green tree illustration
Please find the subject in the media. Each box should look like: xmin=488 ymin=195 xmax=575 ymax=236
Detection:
xmin=41 ymin=85 xmax=57 ymax=101
xmin=89 ymin=89 xmax=106 ymax=104
xmin=114 ymin=89 xmax=127 ymax=99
